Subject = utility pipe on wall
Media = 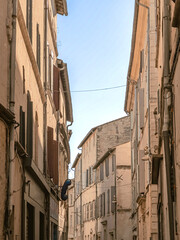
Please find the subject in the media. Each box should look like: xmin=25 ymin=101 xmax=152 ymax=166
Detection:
xmin=135 ymin=0 xmax=150 ymax=154
xmin=7 ymin=0 xmax=17 ymax=238
xmin=162 ymin=0 xmax=174 ymax=239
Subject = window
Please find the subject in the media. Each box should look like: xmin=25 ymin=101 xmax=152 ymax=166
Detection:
xmin=107 ymin=189 xmax=110 ymax=214
xmin=93 ymin=200 xmax=95 ymax=219
xmin=26 ymin=0 xmax=32 ymax=42
xmin=111 ymin=186 xmax=116 ymax=213
xmin=83 ymin=204 xmax=86 ymax=222
xmin=102 ymin=192 xmax=105 ymax=217
xmin=87 ymin=204 xmax=89 ymax=220
xmin=35 ymin=112 xmax=39 ymax=165
xmin=100 ymin=194 xmax=102 ymax=217
xmin=100 ymin=163 xmax=104 ymax=181
xmin=90 ymin=202 xmax=93 ymax=219
xmin=112 ymin=155 xmax=116 ymax=172
xmin=96 ymin=197 xmax=99 ymax=218
xmin=36 ymin=24 xmax=41 ymax=73
xmin=19 ymin=106 xmax=25 ymax=148
xmin=39 ymin=212 xmax=44 ymax=240
xmin=49 ymin=50 xmax=54 ymax=95
xmin=27 ymin=203 xmax=35 ymax=239
xmin=76 ymin=208 xmax=78 ymax=225
xmin=105 ymin=158 xmax=109 ymax=177
xmin=82 ymin=171 xmax=86 ymax=189
xmin=86 ymin=169 xmax=89 ymax=187
xmin=89 ymin=167 xmax=91 ymax=185
xmin=27 ymin=92 xmax=33 ymax=159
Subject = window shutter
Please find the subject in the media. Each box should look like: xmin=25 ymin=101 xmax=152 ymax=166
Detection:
xmin=105 ymin=158 xmax=109 ymax=177
xmin=19 ymin=106 xmax=25 ymax=148
xmin=49 ymin=51 xmax=54 ymax=95
xmin=140 ymin=49 xmax=144 ymax=73
xmin=86 ymin=169 xmax=89 ymax=187
xmin=27 ymin=95 xmax=33 ymax=159
xmin=47 ymin=127 xmax=58 ymax=185
xmin=82 ymin=171 xmax=86 ymax=189
xmin=96 ymin=197 xmax=99 ymax=218
xmin=100 ymin=195 xmax=102 ymax=217
xmin=107 ymin=189 xmax=110 ymax=214
xmin=139 ymin=88 xmax=144 ymax=129
xmin=112 ymin=155 xmax=116 ymax=172
xmin=26 ymin=0 xmax=32 ymax=42
xmin=111 ymin=186 xmax=116 ymax=213
xmin=102 ymin=192 xmax=105 ymax=216
xmin=89 ymin=167 xmax=91 ymax=185
xmin=91 ymin=166 xmax=93 ymax=184
xmin=36 ymin=24 xmax=41 ymax=73
xmin=100 ymin=164 xmax=104 ymax=181
xmin=93 ymin=200 xmax=95 ymax=219
xmin=52 ymin=140 xmax=58 ymax=185
xmin=53 ymin=65 xmax=59 ymax=110
xmin=139 ymin=150 xmax=145 ymax=194
xmin=87 ymin=204 xmax=89 ymax=220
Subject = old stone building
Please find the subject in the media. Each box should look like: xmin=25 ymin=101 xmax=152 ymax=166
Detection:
xmin=69 ymin=116 xmax=131 ymax=240
xmin=0 ymin=0 xmax=72 ymax=239
xmin=124 ymin=0 xmax=180 ymax=239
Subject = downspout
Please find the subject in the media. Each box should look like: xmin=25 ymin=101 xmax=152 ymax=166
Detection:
xmin=162 ymin=0 xmax=174 ymax=239
xmin=80 ymin=157 xmax=83 ymax=240
xmin=44 ymin=1 xmax=50 ymax=240
xmin=43 ymin=0 xmax=48 ymax=176
xmin=7 ymin=0 xmax=17 ymax=238
xmin=135 ymin=0 xmax=150 ymax=154
xmin=115 ymin=153 xmax=117 ymax=240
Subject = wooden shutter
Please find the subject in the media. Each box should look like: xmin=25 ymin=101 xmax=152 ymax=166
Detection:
xmin=89 ymin=167 xmax=91 ymax=185
xmin=105 ymin=158 xmax=109 ymax=177
xmin=52 ymin=140 xmax=58 ymax=185
xmin=47 ymin=127 xmax=53 ymax=176
xmin=139 ymin=150 xmax=145 ymax=194
xmin=27 ymin=96 xmax=33 ymax=159
xmin=19 ymin=106 xmax=25 ymax=148
xmin=102 ymin=192 xmax=105 ymax=216
xmin=139 ymin=88 xmax=144 ymax=129
xmin=96 ymin=197 xmax=99 ymax=218
xmin=100 ymin=195 xmax=102 ymax=217
xmin=26 ymin=0 xmax=32 ymax=42
xmin=100 ymin=164 xmax=104 ymax=181
xmin=82 ymin=171 xmax=86 ymax=189
xmin=36 ymin=24 xmax=41 ymax=73
xmin=112 ymin=155 xmax=115 ymax=172
xmin=53 ymin=65 xmax=59 ymax=110
xmin=111 ymin=186 xmax=116 ymax=213
xmin=107 ymin=189 xmax=110 ymax=214
xmin=86 ymin=169 xmax=89 ymax=187
xmin=140 ymin=49 xmax=144 ymax=73
xmin=47 ymin=127 xmax=58 ymax=185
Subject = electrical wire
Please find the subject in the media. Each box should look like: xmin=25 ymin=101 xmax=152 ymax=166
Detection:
xmin=69 ymin=85 xmax=126 ymax=93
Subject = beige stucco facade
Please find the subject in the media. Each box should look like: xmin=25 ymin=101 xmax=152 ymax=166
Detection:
xmin=0 ymin=0 xmax=72 ymax=239
xmin=69 ymin=117 xmax=131 ymax=240
xmin=125 ymin=0 xmax=180 ymax=239
xmin=94 ymin=142 xmax=132 ymax=240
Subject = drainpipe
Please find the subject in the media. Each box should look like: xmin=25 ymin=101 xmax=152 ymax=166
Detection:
xmin=162 ymin=0 xmax=174 ymax=239
xmin=115 ymin=154 xmax=117 ymax=240
xmin=80 ymin=157 xmax=83 ymax=240
xmin=135 ymin=0 xmax=150 ymax=154
xmin=7 ymin=0 xmax=17 ymax=238
xmin=43 ymin=0 xmax=48 ymax=176
xmin=44 ymin=1 xmax=50 ymax=240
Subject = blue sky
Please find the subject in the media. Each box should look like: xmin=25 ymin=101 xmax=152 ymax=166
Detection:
xmin=57 ymin=0 xmax=134 ymax=172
